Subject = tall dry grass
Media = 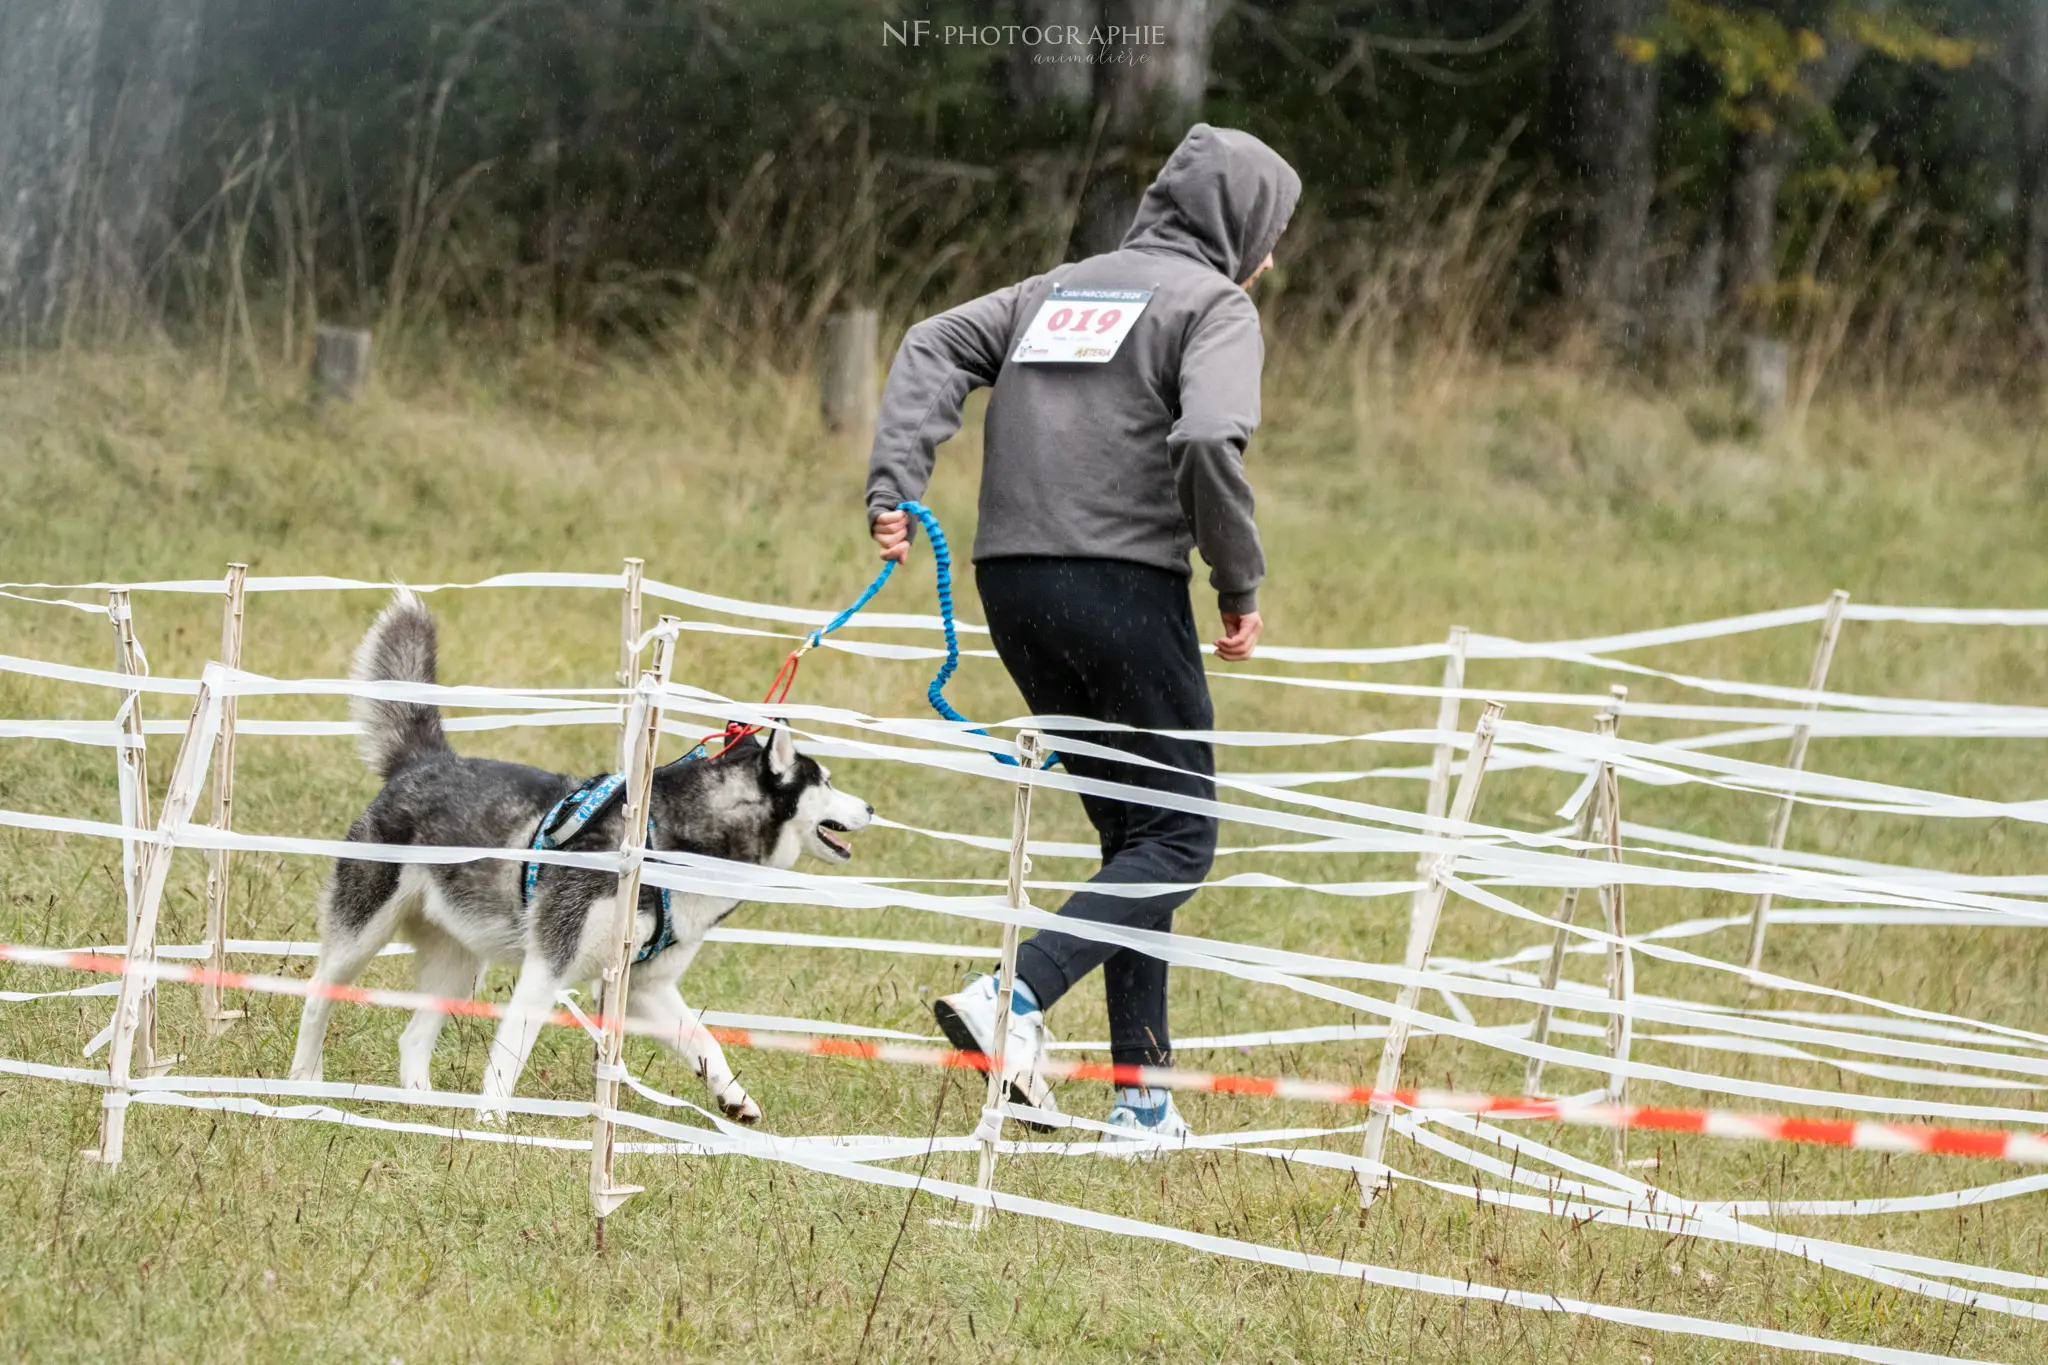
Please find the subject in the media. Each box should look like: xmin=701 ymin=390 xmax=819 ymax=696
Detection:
xmin=39 ymin=81 xmax=2036 ymax=412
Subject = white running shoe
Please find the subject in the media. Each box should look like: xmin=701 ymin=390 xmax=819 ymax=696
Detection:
xmin=932 ymin=974 xmax=1061 ymax=1130
xmin=1102 ymin=1092 xmax=1192 ymax=1159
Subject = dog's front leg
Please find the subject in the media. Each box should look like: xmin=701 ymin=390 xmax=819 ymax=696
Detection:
xmin=478 ymin=956 xmax=560 ymax=1122
xmin=630 ymin=982 xmax=760 ymax=1123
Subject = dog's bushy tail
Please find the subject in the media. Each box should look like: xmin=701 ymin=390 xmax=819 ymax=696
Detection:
xmin=350 ymin=590 xmax=450 ymax=780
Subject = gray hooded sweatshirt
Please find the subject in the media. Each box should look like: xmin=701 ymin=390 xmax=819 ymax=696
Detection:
xmin=864 ymin=124 xmax=1300 ymax=614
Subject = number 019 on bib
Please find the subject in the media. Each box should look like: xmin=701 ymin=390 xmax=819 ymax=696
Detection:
xmin=1012 ymin=286 xmax=1153 ymax=364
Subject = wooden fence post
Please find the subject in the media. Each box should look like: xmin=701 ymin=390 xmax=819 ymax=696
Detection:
xmin=618 ymin=558 xmax=645 ymax=687
xmin=85 ymin=678 xmax=220 ymax=1169
xmin=588 ymin=619 xmax=677 ymax=1223
xmin=1594 ymin=726 xmax=1634 ymax=1166
xmin=1524 ymin=686 xmax=1626 ymax=1095
xmin=1742 ymin=335 xmax=1790 ymax=424
xmin=617 ymin=557 xmax=644 ymax=770
xmin=200 ymin=563 xmax=249 ymax=1035
xmin=106 ymin=591 xmax=171 ymax=1075
xmin=108 ymin=591 xmax=152 ymax=925
xmin=312 ymin=325 xmax=372 ymax=403
xmin=1404 ymin=626 xmax=1467 ymax=967
xmin=820 ymin=308 xmax=878 ymax=436
xmin=1360 ymin=700 xmax=1505 ymax=1210
xmin=1744 ymin=589 xmax=1849 ymax=972
xmin=969 ymin=730 xmax=1044 ymax=1232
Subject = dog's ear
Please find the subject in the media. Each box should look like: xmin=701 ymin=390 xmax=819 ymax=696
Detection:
xmin=765 ymin=724 xmax=798 ymax=777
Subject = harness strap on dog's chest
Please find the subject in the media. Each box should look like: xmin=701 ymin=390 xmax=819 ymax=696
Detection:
xmin=524 ymin=771 xmax=676 ymax=966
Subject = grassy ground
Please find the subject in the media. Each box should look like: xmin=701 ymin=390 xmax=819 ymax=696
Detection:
xmin=1 ymin=344 xmax=2046 ymax=1362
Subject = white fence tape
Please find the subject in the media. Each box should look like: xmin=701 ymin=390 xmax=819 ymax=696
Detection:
xmin=5 ymin=584 xmax=2048 ymax=1360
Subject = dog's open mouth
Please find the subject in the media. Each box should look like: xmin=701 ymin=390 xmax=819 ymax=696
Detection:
xmin=818 ymin=820 xmax=855 ymax=857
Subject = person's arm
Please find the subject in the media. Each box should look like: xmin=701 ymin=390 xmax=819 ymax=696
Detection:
xmin=1169 ymin=288 xmax=1267 ymax=650
xmin=866 ymin=281 xmax=1032 ymax=558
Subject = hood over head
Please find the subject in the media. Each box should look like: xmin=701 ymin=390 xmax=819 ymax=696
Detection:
xmin=1120 ymin=124 xmax=1302 ymax=284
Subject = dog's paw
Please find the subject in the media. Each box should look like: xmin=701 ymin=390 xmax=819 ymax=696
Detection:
xmin=721 ymin=1094 xmax=762 ymax=1125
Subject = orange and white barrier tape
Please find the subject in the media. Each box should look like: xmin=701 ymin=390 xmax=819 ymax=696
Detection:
xmin=8 ymin=941 xmax=2046 ymax=1168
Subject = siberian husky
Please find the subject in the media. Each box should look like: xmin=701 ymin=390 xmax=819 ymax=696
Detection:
xmin=288 ymin=591 xmax=873 ymax=1121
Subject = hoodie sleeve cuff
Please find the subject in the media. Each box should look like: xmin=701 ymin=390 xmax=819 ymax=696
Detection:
xmin=1218 ymin=589 xmax=1259 ymax=616
xmin=868 ymin=495 xmax=921 ymax=544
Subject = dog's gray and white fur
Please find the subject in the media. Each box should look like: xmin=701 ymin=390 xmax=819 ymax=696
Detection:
xmin=289 ymin=591 xmax=872 ymax=1121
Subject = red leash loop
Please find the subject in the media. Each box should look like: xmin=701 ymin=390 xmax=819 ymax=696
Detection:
xmin=698 ymin=642 xmax=807 ymax=756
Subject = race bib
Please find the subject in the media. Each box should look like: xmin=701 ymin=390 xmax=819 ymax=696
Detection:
xmin=1011 ymin=286 xmax=1153 ymax=364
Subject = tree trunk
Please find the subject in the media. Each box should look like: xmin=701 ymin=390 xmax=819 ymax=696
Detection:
xmin=1720 ymin=122 xmax=1794 ymax=321
xmin=0 ymin=0 xmax=107 ymax=341
xmin=2019 ymin=0 xmax=2048 ymax=348
xmin=562 ymin=0 xmax=630 ymax=324
xmin=1719 ymin=30 xmax=1868 ymax=325
xmin=1551 ymin=0 xmax=1660 ymax=342
xmin=1012 ymin=0 xmax=1100 ymax=115
xmin=1012 ymin=0 xmax=1102 ymax=253
xmin=92 ymin=0 xmax=206 ymax=311
xmin=1075 ymin=0 xmax=1212 ymax=257
xmin=1668 ymin=215 xmax=1723 ymax=355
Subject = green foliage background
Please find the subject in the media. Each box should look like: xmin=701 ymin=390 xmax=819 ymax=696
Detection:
xmin=151 ymin=0 xmax=2028 ymax=354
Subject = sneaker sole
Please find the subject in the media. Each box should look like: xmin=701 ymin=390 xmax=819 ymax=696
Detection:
xmin=932 ymin=998 xmax=1059 ymax=1134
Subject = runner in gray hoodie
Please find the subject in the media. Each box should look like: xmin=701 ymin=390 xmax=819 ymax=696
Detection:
xmin=864 ymin=124 xmax=1300 ymax=1146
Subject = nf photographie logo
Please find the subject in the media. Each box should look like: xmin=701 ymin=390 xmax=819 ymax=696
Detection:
xmin=881 ymin=20 xmax=1168 ymax=50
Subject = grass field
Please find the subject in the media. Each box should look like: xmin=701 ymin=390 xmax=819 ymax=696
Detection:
xmin=2 ymin=344 xmax=2046 ymax=1362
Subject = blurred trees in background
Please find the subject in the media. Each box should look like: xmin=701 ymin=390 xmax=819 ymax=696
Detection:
xmin=1 ymin=0 xmax=2044 ymax=392
xmin=1552 ymin=0 xmax=1659 ymax=341
xmin=0 ymin=0 xmax=107 ymax=338
xmin=2020 ymin=0 xmax=2048 ymax=346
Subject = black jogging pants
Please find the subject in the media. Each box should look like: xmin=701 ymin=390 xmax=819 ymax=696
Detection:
xmin=975 ymin=556 xmax=1218 ymax=1069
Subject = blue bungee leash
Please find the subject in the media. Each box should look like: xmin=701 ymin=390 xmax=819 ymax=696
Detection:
xmin=538 ymin=503 xmax=1026 ymax=950
xmin=687 ymin=501 xmax=1051 ymax=768
xmin=896 ymin=501 xmax=1045 ymax=768
xmin=870 ymin=501 xmax=1054 ymax=768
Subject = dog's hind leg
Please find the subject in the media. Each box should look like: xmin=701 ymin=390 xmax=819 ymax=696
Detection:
xmin=290 ymin=863 xmax=407 ymax=1083
xmin=477 ymin=956 xmax=561 ymax=1121
xmin=631 ymin=981 xmax=761 ymax=1123
xmin=397 ymin=922 xmax=483 ymax=1091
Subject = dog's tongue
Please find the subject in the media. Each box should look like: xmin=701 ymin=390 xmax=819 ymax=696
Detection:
xmin=820 ymin=827 xmax=852 ymax=855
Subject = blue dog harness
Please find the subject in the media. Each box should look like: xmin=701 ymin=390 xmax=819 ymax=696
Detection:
xmin=523 ymin=773 xmax=676 ymax=965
